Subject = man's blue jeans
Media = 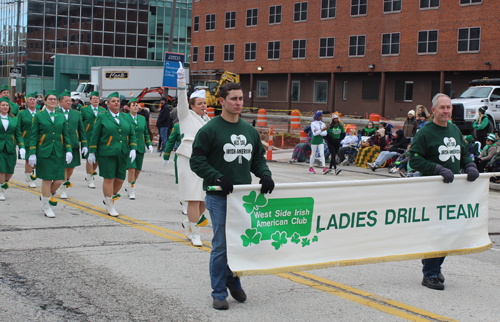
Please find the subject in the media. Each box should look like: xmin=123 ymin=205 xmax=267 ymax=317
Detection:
xmin=422 ymin=257 xmax=445 ymax=278
xmin=205 ymin=194 xmax=237 ymax=298
xmin=159 ymin=127 xmax=170 ymax=152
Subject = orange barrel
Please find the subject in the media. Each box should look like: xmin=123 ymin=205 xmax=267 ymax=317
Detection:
xmin=291 ymin=109 xmax=301 ymax=129
xmin=300 ymin=130 xmax=307 ymax=143
xmin=207 ymin=107 xmax=215 ymax=118
xmin=369 ymin=113 xmax=380 ymax=123
xmin=266 ymin=126 xmax=274 ymax=161
xmin=257 ymin=108 xmax=267 ymax=127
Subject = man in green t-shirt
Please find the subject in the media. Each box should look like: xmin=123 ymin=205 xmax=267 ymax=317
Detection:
xmin=409 ymin=93 xmax=479 ymax=291
xmin=190 ymin=82 xmax=274 ymax=310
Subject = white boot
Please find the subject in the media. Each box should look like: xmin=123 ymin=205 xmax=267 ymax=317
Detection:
xmin=128 ymin=186 xmax=135 ymax=200
xmin=0 ymin=188 xmax=5 ymax=201
xmin=59 ymin=185 xmax=68 ymax=199
xmin=104 ymin=197 xmax=119 ymax=217
xmin=182 ymin=218 xmax=192 ymax=240
xmin=86 ymin=173 xmax=96 ymax=189
xmin=25 ymin=172 xmax=36 ymax=188
xmin=189 ymin=222 xmax=203 ymax=247
xmin=40 ymin=196 xmax=55 ymax=218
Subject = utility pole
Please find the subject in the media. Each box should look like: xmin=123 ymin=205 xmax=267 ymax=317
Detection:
xmin=167 ymin=0 xmax=177 ymax=53
xmin=11 ymin=0 xmax=22 ymax=99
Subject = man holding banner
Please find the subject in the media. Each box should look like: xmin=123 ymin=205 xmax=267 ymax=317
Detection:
xmin=410 ymin=93 xmax=479 ymax=290
xmin=190 ymin=82 xmax=274 ymax=310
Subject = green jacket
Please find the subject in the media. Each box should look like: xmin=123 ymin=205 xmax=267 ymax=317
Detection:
xmin=17 ymin=108 xmax=39 ymax=149
xmin=0 ymin=115 xmax=24 ymax=153
xmin=163 ymin=123 xmax=182 ymax=161
xmin=8 ymin=100 xmax=19 ymax=116
xmin=57 ymin=107 xmax=88 ymax=149
xmin=81 ymin=104 xmax=106 ymax=139
xmin=29 ymin=109 xmax=72 ymax=158
xmin=89 ymin=111 xmax=137 ymax=156
xmin=130 ymin=114 xmax=152 ymax=154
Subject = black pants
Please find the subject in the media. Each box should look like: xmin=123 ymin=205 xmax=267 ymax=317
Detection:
xmin=475 ymin=158 xmax=489 ymax=172
xmin=326 ymin=139 xmax=341 ymax=169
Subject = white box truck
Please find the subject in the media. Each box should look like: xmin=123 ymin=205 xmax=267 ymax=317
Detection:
xmin=71 ymin=66 xmax=186 ymax=112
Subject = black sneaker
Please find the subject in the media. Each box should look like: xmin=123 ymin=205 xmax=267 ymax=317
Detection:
xmin=213 ymin=296 xmax=229 ymax=310
xmin=437 ymin=270 xmax=445 ymax=283
xmin=422 ymin=277 xmax=444 ymax=290
xmin=226 ymin=278 xmax=247 ymax=302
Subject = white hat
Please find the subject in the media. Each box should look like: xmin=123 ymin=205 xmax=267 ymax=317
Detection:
xmin=190 ymin=89 xmax=206 ymax=100
xmin=332 ymin=114 xmax=339 ymax=119
xmin=408 ymin=110 xmax=415 ymax=116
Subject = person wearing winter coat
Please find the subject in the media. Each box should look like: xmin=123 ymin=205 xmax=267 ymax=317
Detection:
xmin=367 ymin=129 xmax=409 ymax=171
xmin=403 ymin=110 xmax=418 ymax=138
xmin=475 ymin=133 xmax=497 ymax=172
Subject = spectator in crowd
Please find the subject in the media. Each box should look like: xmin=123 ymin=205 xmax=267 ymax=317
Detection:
xmin=368 ymin=129 xmax=409 ymax=171
xmin=324 ymin=114 xmax=345 ymax=175
xmin=464 ymin=135 xmax=481 ymax=160
xmin=403 ymin=110 xmax=418 ymax=139
xmin=138 ymin=103 xmax=151 ymax=139
xmin=70 ymin=99 xmax=80 ymax=111
xmin=388 ymin=143 xmax=411 ymax=175
xmin=360 ymin=121 xmax=377 ymax=137
xmin=337 ymin=128 xmax=358 ymax=165
xmin=417 ymin=112 xmax=428 ymax=130
xmin=416 ymin=105 xmax=430 ymax=119
xmin=380 ymin=121 xmax=394 ymax=142
xmin=309 ymin=111 xmax=328 ymax=174
xmin=170 ymin=105 xmax=179 ymax=125
xmin=156 ymin=97 xmax=171 ymax=153
xmin=475 ymin=133 xmax=497 ymax=172
xmin=355 ymin=128 xmax=386 ymax=168
xmin=473 ymin=106 xmax=490 ymax=148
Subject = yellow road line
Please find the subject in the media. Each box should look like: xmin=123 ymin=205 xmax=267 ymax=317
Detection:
xmin=11 ymin=180 xmax=456 ymax=321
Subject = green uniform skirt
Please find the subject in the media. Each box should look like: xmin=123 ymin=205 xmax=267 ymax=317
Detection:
xmin=0 ymin=147 xmax=16 ymax=174
xmin=97 ymin=154 xmax=127 ymax=180
xmin=65 ymin=148 xmax=81 ymax=168
xmin=126 ymin=152 xmax=144 ymax=171
xmin=36 ymin=154 xmax=65 ymax=180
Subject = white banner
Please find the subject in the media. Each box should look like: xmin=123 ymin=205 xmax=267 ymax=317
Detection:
xmin=226 ymin=175 xmax=492 ymax=276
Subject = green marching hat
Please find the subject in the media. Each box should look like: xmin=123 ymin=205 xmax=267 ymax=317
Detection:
xmin=107 ymin=92 xmax=119 ymax=100
xmin=128 ymin=97 xmax=137 ymax=104
xmin=89 ymin=91 xmax=99 ymax=99
xmin=26 ymin=92 xmax=36 ymax=98
xmin=0 ymin=85 xmax=9 ymax=92
xmin=45 ymin=90 xmax=57 ymax=98
xmin=58 ymin=91 xmax=71 ymax=100
xmin=487 ymin=133 xmax=497 ymax=142
xmin=0 ymin=96 xmax=10 ymax=103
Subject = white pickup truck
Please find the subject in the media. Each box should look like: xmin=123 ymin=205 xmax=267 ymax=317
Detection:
xmin=451 ymin=78 xmax=500 ymax=134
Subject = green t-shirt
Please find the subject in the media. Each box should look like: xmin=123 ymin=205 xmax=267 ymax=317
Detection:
xmin=327 ymin=124 xmax=345 ymax=140
xmin=409 ymin=121 xmax=472 ymax=176
xmin=190 ymin=116 xmax=272 ymax=195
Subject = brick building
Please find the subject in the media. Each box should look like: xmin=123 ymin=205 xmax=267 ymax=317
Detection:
xmin=190 ymin=0 xmax=499 ymax=118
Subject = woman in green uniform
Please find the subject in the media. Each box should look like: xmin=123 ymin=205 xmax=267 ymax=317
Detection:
xmin=57 ymin=91 xmax=88 ymax=199
xmin=0 ymin=97 xmax=25 ymax=200
xmin=125 ymin=98 xmax=153 ymax=199
xmin=28 ymin=90 xmax=73 ymax=217
xmin=88 ymin=92 xmax=137 ymax=217
xmin=17 ymin=92 xmax=39 ymax=188
xmin=0 ymin=85 xmax=19 ymax=116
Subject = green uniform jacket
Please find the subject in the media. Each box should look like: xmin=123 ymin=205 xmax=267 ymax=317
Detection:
xmin=17 ymin=108 xmax=39 ymax=149
xmin=89 ymin=111 xmax=137 ymax=156
xmin=57 ymin=108 xmax=88 ymax=149
xmin=0 ymin=115 xmax=24 ymax=153
xmin=29 ymin=109 xmax=72 ymax=158
xmin=163 ymin=123 xmax=182 ymax=161
xmin=81 ymin=105 xmax=106 ymax=140
xmin=8 ymin=100 xmax=19 ymax=116
xmin=130 ymin=114 xmax=152 ymax=154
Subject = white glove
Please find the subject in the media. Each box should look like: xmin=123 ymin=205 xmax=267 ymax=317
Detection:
xmin=177 ymin=62 xmax=185 ymax=80
xmin=19 ymin=148 xmax=26 ymax=160
xmin=81 ymin=147 xmax=88 ymax=156
xmin=148 ymin=145 xmax=153 ymax=154
xmin=66 ymin=152 xmax=73 ymax=164
xmin=29 ymin=154 xmax=36 ymax=167
xmin=88 ymin=153 xmax=96 ymax=165
xmin=129 ymin=149 xmax=136 ymax=163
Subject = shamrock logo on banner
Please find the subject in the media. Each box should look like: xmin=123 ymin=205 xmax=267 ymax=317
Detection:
xmin=241 ymin=228 xmax=262 ymax=247
xmin=438 ymin=137 xmax=461 ymax=163
xmin=242 ymin=191 xmax=268 ymax=214
xmin=271 ymin=231 xmax=288 ymax=250
xmin=223 ymin=134 xmax=253 ymax=164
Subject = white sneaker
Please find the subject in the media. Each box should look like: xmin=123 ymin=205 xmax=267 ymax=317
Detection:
xmin=25 ymin=172 xmax=36 ymax=188
xmin=128 ymin=186 xmax=135 ymax=200
xmin=104 ymin=197 xmax=119 ymax=217
xmin=334 ymin=168 xmax=342 ymax=175
xmin=189 ymin=222 xmax=203 ymax=247
xmin=40 ymin=196 xmax=55 ymax=218
xmin=181 ymin=201 xmax=188 ymax=215
xmin=341 ymin=160 xmax=348 ymax=166
xmin=0 ymin=188 xmax=5 ymax=201
xmin=86 ymin=173 xmax=96 ymax=189
xmin=182 ymin=218 xmax=192 ymax=240
xmin=59 ymin=185 xmax=67 ymax=199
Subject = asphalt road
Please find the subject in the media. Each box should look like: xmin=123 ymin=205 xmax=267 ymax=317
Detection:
xmin=1 ymin=155 xmax=499 ymax=322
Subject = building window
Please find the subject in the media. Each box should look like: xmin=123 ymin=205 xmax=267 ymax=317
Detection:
xmin=292 ymin=39 xmax=307 ymax=59
xmin=420 ymin=0 xmax=439 ymax=9
xmin=342 ymin=81 xmax=347 ymax=100
xmin=431 ymin=80 xmax=452 ymax=98
xmin=319 ymin=37 xmax=335 ymax=58
xmin=206 ymin=14 xmax=215 ymax=31
xmin=204 ymin=45 xmax=214 ymax=62
xmin=384 ymin=0 xmax=401 ymax=12
xmin=395 ymin=81 xmax=414 ymax=102
xmin=268 ymin=41 xmax=280 ymax=60
xmin=314 ymin=81 xmax=328 ymax=103
xmin=194 ymin=16 xmax=199 ymax=32
xmin=257 ymin=81 xmax=268 ymax=97
xmin=349 ymin=35 xmax=365 ymax=56
xmin=224 ymin=44 xmax=235 ymax=61
xmin=351 ymin=0 xmax=367 ymax=16
xmin=269 ymin=5 xmax=282 ymax=24
xmin=294 ymin=2 xmax=308 ymax=22
xmin=382 ymin=32 xmax=400 ymax=55
xmin=458 ymin=27 xmax=480 ymax=52
xmin=418 ymin=30 xmax=438 ymax=54
xmin=321 ymin=0 xmax=336 ymax=19
xmin=460 ymin=0 xmax=481 ymax=4
xmin=291 ymin=81 xmax=300 ymax=101
xmin=245 ymin=42 xmax=257 ymax=61
xmin=362 ymin=80 xmax=379 ymax=100
xmin=247 ymin=8 xmax=258 ymax=27
xmin=192 ymin=46 xmax=198 ymax=63
xmin=225 ymin=11 xmax=236 ymax=29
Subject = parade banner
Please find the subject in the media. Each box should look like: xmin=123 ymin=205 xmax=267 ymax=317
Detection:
xmin=225 ymin=175 xmax=492 ymax=276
